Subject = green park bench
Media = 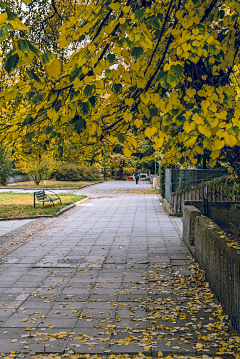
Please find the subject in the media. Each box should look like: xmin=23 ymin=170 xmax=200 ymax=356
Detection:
xmin=34 ymin=190 xmax=62 ymax=208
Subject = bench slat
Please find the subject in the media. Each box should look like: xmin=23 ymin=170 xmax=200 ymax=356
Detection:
xmin=34 ymin=190 xmax=62 ymax=208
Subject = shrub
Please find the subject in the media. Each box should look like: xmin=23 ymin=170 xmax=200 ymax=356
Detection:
xmin=85 ymin=165 xmax=102 ymax=180
xmin=52 ymin=164 xmax=101 ymax=181
xmin=53 ymin=164 xmax=84 ymax=181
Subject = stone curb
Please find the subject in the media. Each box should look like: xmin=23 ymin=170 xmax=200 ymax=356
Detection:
xmin=0 ymin=181 xmax=103 ymax=191
xmin=0 ymin=197 xmax=90 ymax=221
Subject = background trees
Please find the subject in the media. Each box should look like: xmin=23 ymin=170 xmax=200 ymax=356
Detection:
xmin=1 ymin=0 xmax=240 ymax=174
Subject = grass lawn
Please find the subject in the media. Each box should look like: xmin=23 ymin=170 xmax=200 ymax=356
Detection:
xmin=0 ymin=192 xmax=87 ymax=218
xmin=5 ymin=179 xmax=99 ymax=188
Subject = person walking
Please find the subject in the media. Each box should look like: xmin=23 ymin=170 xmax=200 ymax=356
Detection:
xmin=134 ymin=170 xmax=140 ymax=184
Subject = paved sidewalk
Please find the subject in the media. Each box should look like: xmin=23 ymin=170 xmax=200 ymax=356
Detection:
xmin=0 ymin=219 xmax=34 ymax=237
xmin=0 ymin=181 xmax=239 ymax=356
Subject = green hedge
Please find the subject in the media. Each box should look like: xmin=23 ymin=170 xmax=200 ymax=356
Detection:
xmin=51 ymin=164 xmax=102 ymax=181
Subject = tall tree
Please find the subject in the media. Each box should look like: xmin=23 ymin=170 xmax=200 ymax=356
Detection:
xmin=1 ymin=0 xmax=240 ymax=174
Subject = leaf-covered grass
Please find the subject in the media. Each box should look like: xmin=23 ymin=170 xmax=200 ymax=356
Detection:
xmin=5 ymin=180 xmax=98 ymax=188
xmin=0 ymin=192 xmax=87 ymax=218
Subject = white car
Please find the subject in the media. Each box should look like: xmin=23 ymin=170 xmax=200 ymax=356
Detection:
xmin=139 ymin=173 xmax=150 ymax=180
xmin=133 ymin=173 xmax=150 ymax=181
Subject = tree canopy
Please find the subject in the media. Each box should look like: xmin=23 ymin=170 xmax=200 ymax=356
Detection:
xmin=1 ymin=0 xmax=240 ymax=173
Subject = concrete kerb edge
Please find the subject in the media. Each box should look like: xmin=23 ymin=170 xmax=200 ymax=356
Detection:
xmin=0 ymin=196 xmax=90 ymax=221
xmin=0 ymin=180 xmax=104 ymax=191
xmin=55 ymin=196 xmax=90 ymax=216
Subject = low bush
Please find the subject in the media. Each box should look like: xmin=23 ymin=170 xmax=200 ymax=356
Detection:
xmin=51 ymin=164 xmax=102 ymax=181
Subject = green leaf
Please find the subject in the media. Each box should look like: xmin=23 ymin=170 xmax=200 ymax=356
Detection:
xmin=6 ymin=10 xmax=17 ymax=20
xmin=78 ymin=100 xmax=91 ymax=117
xmin=27 ymin=91 xmax=35 ymax=100
xmin=118 ymin=133 xmax=126 ymax=144
xmin=89 ymin=95 xmax=98 ymax=107
xmin=57 ymin=145 xmax=63 ymax=158
xmin=46 ymin=126 xmax=53 ymax=134
xmin=74 ymin=116 xmax=86 ymax=134
xmin=107 ymin=53 xmax=116 ymax=64
xmin=112 ymin=83 xmax=122 ymax=94
xmin=157 ymin=70 xmax=166 ymax=80
xmin=170 ymin=64 xmax=184 ymax=76
xmin=49 ymin=130 xmax=57 ymax=139
xmin=17 ymin=39 xmax=30 ymax=53
xmin=160 ymin=75 xmax=168 ymax=89
xmin=191 ymin=0 xmax=200 ymax=4
xmin=150 ymin=106 xmax=158 ymax=117
xmin=117 ymin=38 xmax=128 ymax=48
xmin=25 ymin=132 xmax=34 ymax=142
xmin=0 ymin=25 xmax=9 ymax=41
xmin=134 ymin=8 xmax=145 ymax=20
xmin=171 ymin=109 xmax=179 ymax=116
xmin=188 ymin=51 xmax=200 ymax=64
xmin=28 ymin=42 xmax=41 ymax=57
xmin=132 ymin=47 xmax=143 ymax=59
xmin=78 ymin=34 xmax=85 ymax=42
xmin=53 ymin=99 xmax=62 ymax=111
xmin=0 ymin=2 xmax=10 ymax=8
xmin=42 ymin=51 xmax=54 ymax=64
xmin=83 ymin=84 xmax=96 ymax=98
xmin=5 ymin=53 xmax=19 ymax=73
xmin=167 ymin=74 xmax=179 ymax=87
xmin=186 ymin=103 xmax=194 ymax=110
xmin=218 ymin=9 xmax=225 ymax=19
xmin=22 ymin=115 xmax=33 ymax=126
xmin=176 ymin=114 xmax=185 ymax=123
xmin=209 ymin=44 xmax=220 ymax=55
xmin=70 ymin=88 xmax=80 ymax=101
xmin=149 ymin=17 xmax=161 ymax=30
xmin=70 ymin=65 xmax=81 ymax=81
xmin=26 ymin=68 xmax=40 ymax=82
xmin=31 ymin=93 xmax=44 ymax=104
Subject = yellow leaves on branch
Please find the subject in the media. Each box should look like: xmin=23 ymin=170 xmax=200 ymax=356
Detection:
xmin=145 ymin=127 xmax=157 ymax=138
xmin=45 ymin=59 xmax=62 ymax=80
xmin=0 ymin=12 xmax=7 ymax=25
xmin=47 ymin=109 xmax=58 ymax=122
xmin=9 ymin=19 xmax=29 ymax=32
xmin=224 ymin=133 xmax=238 ymax=147
xmin=2 ymin=0 xmax=240 ymax=170
xmin=123 ymin=148 xmax=132 ymax=158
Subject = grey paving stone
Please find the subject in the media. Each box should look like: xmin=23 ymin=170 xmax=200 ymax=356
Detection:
xmin=1 ymin=314 xmax=44 ymax=328
xmin=0 ymin=181 xmax=237 ymax=355
xmin=113 ymin=318 xmax=151 ymax=329
xmin=38 ymin=317 xmax=78 ymax=328
xmin=0 ymin=338 xmax=24 ymax=352
xmin=67 ymin=341 xmax=110 ymax=354
xmin=44 ymin=340 xmax=68 ymax=353
xmin=108 ymin=343 xmax=148 ymax=354
xmin=152 ymin=337 xmax=196 ymax=355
